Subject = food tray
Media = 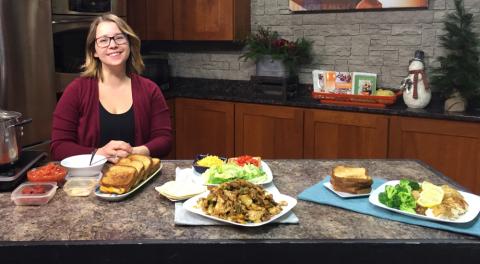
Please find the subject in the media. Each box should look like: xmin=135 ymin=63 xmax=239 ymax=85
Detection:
xmin=312 ymin=89 xmax=402 ymax=108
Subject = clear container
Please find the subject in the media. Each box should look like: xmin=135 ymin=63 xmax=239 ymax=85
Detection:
xmin=11 ymin=182 xmax=58 ymax=206
xmin=63 ymin=177 xmax=97 ymax=197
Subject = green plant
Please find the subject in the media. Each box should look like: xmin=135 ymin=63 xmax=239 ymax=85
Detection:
xmin=239 ymin=26 xmax=313 ymax=74
xmin=430 ymin=0 xmax=480 ymax=106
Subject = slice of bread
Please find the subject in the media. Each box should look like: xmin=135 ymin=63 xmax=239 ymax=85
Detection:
xmin=118 ymin=158 xmax=145 ymax=186
xmin=331 ymin=165 xmax=372 ymax=194
xmin=150 ymin=158 xmax=161 ymax=178
xmin=128 ymin=154 xmax=153 ymax=175
xmin=100 ymin=165 xmax=138 ymax=194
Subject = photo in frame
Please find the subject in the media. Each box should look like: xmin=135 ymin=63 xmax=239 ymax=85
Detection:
xmin=352 ymin=72 xmax=377 ymax=95
xmin=312 ymin=70 xmax=353 ymax=94
xmin=289 ymin=0 xmax=429 ymax=12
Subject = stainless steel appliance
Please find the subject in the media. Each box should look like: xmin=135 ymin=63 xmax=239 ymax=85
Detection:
xmin=0 ymin=0 xmax=56 ymax=148
xmin=52 ymin=0 xmax=127 ymax=93
xmin=142 ymin=56 xmax=171 ymax=91
xmin=0 ymin=0 xmax=53 ymax=190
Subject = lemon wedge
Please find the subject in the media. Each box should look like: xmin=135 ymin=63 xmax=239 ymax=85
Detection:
xmin=417 ymin=181 xmax=444 ymax=208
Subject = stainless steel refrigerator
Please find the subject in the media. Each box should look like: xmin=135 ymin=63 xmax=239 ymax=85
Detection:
xmin=0 ymin=0 xmax=56 ymax=148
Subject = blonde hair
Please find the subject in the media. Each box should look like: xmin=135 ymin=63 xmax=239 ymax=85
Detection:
xmin=81 ymin=14 xmax=144 ymax=80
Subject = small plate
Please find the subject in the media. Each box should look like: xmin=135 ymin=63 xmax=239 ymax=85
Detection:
xmin=369 ymin=180 xmax=480 ymax=224
xmin=193 ymin=161 xmax=273 ymax=186
xmin=94 ymin=163 xmax=163 ymax=201
xmin=183 ymin=191 xmax=297 ymax=227
xmin=323 ymin=181 xmax=370 ymax=198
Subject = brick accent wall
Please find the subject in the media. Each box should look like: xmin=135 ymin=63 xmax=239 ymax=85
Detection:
xmin=168 ymin=0 xmax=480 ymax=89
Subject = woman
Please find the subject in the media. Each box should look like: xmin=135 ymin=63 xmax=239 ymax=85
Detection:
xmin=51 ymin=14 xmax=172 ymax=163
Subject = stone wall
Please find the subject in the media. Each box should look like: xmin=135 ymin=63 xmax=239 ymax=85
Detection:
xmin=167 ymin=0 xmax=480 ymax=89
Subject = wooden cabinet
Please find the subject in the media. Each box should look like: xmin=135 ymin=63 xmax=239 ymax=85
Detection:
xmin=174 ymin=0 xmax=250 ymax=40
xmin=128 ymin=0 xmax=250 ymax=41
xmin=175 ymin=98 xmax=234 ymax=159
xmin=235 ymin=103 xmax=304 ymax=159
xmin=389 ymin=116 xmax=480 ymax=194
xmin=304 ymin=109 xmax=389 ymax=159
xmin=127 ymin=0 xmax=173 ymax=40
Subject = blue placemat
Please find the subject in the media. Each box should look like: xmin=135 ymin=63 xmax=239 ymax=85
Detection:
xmin=298 ymin=176 xmax=480 ymax=237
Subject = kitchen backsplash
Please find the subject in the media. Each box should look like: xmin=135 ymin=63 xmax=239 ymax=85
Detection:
xmin=147 ymin=0 xmax=480 ymax=89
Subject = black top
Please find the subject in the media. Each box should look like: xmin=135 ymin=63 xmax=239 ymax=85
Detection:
xmin=99 ymin=103 xmax=135 ymax=147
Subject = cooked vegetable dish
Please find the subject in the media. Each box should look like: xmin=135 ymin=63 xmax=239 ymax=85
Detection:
xmin=196 ymin=180 xmax=287 ymax=224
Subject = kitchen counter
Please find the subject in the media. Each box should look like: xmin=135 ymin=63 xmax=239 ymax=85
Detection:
xmin=164 ymin=77 xmax=480 ymax=123
xmin=0 ymin=159 xmax=479 ymax=263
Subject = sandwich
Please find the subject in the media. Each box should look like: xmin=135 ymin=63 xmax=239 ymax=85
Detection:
xmin=128 ymin=154 xmax=153 ymax=179
xmin=117 ymin=158 xmax=145 ymax=186
xmin=99 ymin=165 xmax=138 ymax=194
xmin=330 ymin=165 xmax=373 ymax=194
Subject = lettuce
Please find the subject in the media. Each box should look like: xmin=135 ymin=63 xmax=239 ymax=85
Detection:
xmin=203 ymin=163 xmax=266 ymax=184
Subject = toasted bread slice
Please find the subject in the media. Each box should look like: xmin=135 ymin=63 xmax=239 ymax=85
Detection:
xmin=150 ymin=158 xmax=161 ymax=178
xmin=128 ymin=154 xmax=153 ymax=175
xmin=331 ymin=165 xmax=372 ymax=194
xmin=118 ymin=158 xmax=145 ymax=186
xmin=100 ymin=165 xmax=138 ymax=194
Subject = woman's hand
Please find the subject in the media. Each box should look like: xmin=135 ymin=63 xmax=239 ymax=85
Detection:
xmin=132 ymin=145 xmax=150 ymax=156
xmin=97 ymin=140 xmax=133 ymax=163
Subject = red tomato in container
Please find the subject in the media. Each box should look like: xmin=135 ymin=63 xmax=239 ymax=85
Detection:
xmin=27 ymin=163 xmax=67 ymax=184
xmin=234 ymin=155 xmax=260 ymax=167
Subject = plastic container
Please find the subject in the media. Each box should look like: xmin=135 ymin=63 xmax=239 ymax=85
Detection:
xmin=63 ymin=177 xmax=97 ymax=197
xmin=11 ymin=182 xmax=58 ymax=206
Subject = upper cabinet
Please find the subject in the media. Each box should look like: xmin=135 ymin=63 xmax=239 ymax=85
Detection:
xmin=127 ymin=0 xmax=250 ymax=41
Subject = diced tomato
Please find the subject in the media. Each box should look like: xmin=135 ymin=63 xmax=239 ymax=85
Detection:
xmin=21 ymin=185 xmax=47 ymax=195
xmin=27 ymin=163 xmax=67 ymax=184
xmin=233 ymin=155 xmax=260 ymax=167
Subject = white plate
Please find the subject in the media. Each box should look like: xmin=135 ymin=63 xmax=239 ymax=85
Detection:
xmin=369 ymin=180 xmax=480 ymax=224
xmin=183 ymin=191 xmax=297 ymax=227
xmin=193 ymin=161 xmax=273 ymax=186
xmin=323 ymin=181 xmax=370 ymax=198
xmin=94 ymin=163 xmax=163 ymax=201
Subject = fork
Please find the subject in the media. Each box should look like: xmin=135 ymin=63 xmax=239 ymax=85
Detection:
xmin=89 ymin=148 xmax=98 ymax=166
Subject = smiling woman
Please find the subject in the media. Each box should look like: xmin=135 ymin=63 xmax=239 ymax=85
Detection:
xmin=51 ymin=14 xmax=173 ymax=162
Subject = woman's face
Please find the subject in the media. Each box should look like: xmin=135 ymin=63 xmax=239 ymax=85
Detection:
xmin=94 ymin=21 xmax=130 ymax=69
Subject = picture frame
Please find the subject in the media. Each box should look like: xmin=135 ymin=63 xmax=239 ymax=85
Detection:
xmin=352 ymin=72 xmax=377 ymax=95
xmin=289 ymin=0 xmax=429 ymax=12
xmin=312 ymin=70 xmax=353 ymax=94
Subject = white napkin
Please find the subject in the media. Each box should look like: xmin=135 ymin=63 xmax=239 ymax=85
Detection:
xmin=173 ymin=168 xmax=299 ymax=225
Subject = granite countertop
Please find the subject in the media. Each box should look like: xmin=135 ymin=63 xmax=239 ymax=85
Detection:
xmin=164 ymin=77 xmax=480 ymax=123
xmin=0 ymin=159 xmax=477 ymax=242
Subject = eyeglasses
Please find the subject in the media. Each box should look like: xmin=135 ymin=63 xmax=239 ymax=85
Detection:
xmin=95 ymin=33 xmax=128 ymax=48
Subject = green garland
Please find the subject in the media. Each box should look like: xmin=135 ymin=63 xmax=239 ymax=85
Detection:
xmin=239 ymin=27 xmax=313 ymax=75
xmin=430 ymin=0 xmax=480 ymax=106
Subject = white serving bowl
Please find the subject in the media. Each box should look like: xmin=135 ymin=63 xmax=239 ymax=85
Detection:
xmin=60 ymin=154 xmax=107 ymax=177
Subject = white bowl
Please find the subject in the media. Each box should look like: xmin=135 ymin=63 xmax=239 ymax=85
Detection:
xmin=60 ymin=154 xmax=107 ymax=177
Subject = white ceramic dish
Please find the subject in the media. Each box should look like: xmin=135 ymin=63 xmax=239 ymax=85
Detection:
xmin=323 ymin=181 xmax=370 ymax=198
xmin=94 ymin=163 xmax=163 ymax=201
xmin=193 ymin=161 xmax=273 ymax=186
xmin=183 ymin=190 xmax=297 ymax=227
xmin=369 ymin=180 xmax=480 ymax=224
xmin=61 ymin=154 xmax=107 ymax=177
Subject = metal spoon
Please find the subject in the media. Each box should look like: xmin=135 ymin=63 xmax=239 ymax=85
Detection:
xmin=89 ymin=148 xmax=98 ymax=166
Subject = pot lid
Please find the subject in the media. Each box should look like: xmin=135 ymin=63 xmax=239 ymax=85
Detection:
xmin=0 ymin=110 xmax=22 ymax=120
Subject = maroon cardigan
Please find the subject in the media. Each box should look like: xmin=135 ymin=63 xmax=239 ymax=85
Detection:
xmin=51 ymin=74 xmax=172 ymax=160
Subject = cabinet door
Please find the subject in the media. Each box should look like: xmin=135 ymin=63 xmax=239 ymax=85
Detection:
xmin=175 ymin=98 xmax=234 ymax=159
xmin=389 ymin=116 xmax=480 ymax=194
xmin=174 ymin=0 xmax=234 ymax=40
xmin=304 ymin=109 xmax=389 ymax=159
xmin=235 ymin=103 xmax=304 ymax=159
xmin=146 ymin=0 xmax=173 ymax=40
xmin=127 ymin=0 xmax=147 ymax=40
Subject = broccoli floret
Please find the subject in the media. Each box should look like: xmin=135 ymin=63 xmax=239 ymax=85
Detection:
xmin=379 ymin=192 xmax=389 ymax=205
xmin=408 ymin=181 xmax=421 ymax=191
xmin=385 ymin=185 xmax=397 ymax=199
xmin=399 ymin=204 xmax=416 ymax=213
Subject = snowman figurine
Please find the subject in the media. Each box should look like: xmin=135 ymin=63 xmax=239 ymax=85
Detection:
xmin=400 ymin=50 xmax=431 ymax=109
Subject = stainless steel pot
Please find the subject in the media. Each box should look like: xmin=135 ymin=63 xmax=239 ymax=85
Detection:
xmin=0 ymin=110 xmax=32 ymax=165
